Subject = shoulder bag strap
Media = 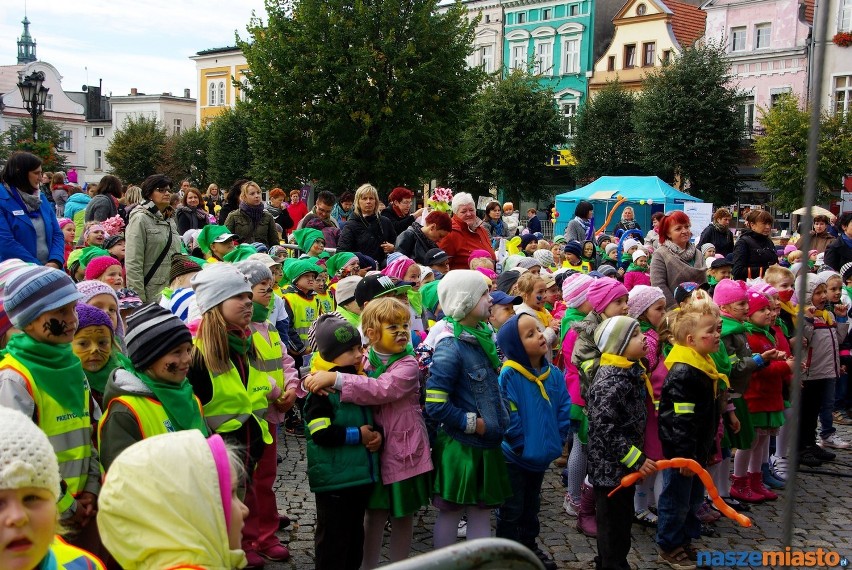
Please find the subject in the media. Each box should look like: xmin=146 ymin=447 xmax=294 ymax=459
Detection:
xmin=144 ymin=227 xmax=173 ymax=287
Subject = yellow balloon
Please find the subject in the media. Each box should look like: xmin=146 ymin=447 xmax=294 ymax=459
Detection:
xmin=639 ymin=200 xmax=646 ymax=205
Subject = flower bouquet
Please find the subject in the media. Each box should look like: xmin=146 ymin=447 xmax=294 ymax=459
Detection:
xmin=427 ymin=187 xmax=453 ymax=214
xmin=101 ymin=215 xmax=125 ymax=238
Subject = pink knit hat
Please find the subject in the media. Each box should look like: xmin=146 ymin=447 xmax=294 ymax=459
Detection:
xmin=381 ymin=256 xmax=416 ymax=281
xmin=713 ymin=278 xmax=748 ymax=306
xmin=58 ymin=217 xmax=74 ymax=229
xmin=749 ymin=280 xmax=778 ymax=299
xmin=468 ymin=249 xmax=493 ymax=264
xmin=628 ymin=285 xmax=666 ymax=319
xmin=587 ymin=277 xmax=629 ymax=313
xmin=476 ymin=267 xmax=497 ymax=281
xmin=783 ymin=244 xmax=797 ymax=256
xmin=746 ymin=289 xmax=770 ymax=316
xmin=84 ymin=256 xmax=121 ymax=281
xmin=562 ymin=272 xmax=594 ymax=308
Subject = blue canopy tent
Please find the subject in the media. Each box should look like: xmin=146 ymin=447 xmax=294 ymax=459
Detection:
xmin=554 ymin=176 xmax=702 ymax=237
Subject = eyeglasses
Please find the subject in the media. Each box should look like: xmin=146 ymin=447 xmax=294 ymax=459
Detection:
xmin=154 ymin=187 xmax=172 ymax=194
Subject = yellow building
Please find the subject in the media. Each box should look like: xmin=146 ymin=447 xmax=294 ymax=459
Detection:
xmin=189 ymin=47 xmax=248 ymax=125
xmin=588 ymin=0 xmax=706 ymax=94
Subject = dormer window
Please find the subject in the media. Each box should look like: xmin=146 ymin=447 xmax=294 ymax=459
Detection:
xmin=637 ymin=3 xmax=647 ymax=15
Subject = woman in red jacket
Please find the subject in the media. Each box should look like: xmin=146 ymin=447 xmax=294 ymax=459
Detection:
xmin=439 ymin=192 xmax=495 ymax=271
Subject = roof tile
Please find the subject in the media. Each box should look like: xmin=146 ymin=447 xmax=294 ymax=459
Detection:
xmin=664 ymin=0 xmax=707 ymax=48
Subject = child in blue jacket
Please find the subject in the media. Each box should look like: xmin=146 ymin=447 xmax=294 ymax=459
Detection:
xmin=495 ymin=313 xmax=571 ymax=570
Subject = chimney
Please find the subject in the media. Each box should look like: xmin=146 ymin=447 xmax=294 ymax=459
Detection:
xmin=130 ymin=87 xmax=137 ymax=96
xmin=184 ymin=88 xmax=191 ymax=98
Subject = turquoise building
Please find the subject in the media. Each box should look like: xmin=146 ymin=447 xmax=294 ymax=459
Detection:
xmin=502 ymin=0 xmax=595 ymax=138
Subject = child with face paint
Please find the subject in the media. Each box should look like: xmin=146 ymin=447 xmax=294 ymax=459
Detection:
xmin=82 ymin=223 xmax=106 ymax=247
xmin=72 ymin=304 xmax=122 ymax=410
xmin=97 ymin=303 xmax=205 ymax=471
xmin=77 ymin=280 xmax=126 ymax=351
xmin=494 ymin=313 xmax=571 ymax=570
xmin=0 ymin=407 xmax=106 ymax=570
xmin=425 ymin=270 xmax=511 ymax=548
xmin=514 ymin=273 xmax=560 ymax=353
xmin=306 ymin=298 xmax=432 ymax=568
xmin=0 ymin=266 xmax=103 ymax=551
xmin=84 ymin=255 xmax=124 ymax=291
xmin=293 ymin=227 xmax=326 ymax=259
xmin=235 ymin=260 xmax=301 ymax=564
xmin=98 ymin=431 xmax=249 ymax=570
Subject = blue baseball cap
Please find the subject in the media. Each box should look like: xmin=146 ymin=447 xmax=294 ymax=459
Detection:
xmin=490 ymin=291 xmax=522 ymax=306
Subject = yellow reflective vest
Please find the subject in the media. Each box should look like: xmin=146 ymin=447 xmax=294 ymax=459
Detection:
xmin=0 ymin=354 xmax=93 ymax=499
xmin=283 ymin=291 xmax=319 ymax=343
xmin=51 ymin=535 xmax=106 ymax=569
xmin=249 ymin=325 xmax=284 ymax=390
xmin=98 ymin=394 xmax=204 ymax=447
xmin=194 ymin=340 xmax=272 ymax=444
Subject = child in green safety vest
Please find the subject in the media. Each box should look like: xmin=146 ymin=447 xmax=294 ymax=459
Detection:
xmin=303 ymin=312 xmax=382 ymax=570
xmin=0 ymin=266 xmax=102 ymax=552
xmin=98 ymin=303 xmax=205 ymax=472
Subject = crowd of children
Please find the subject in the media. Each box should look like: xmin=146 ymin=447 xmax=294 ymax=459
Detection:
xmin=1 ymin=201 xmax=851 ymax=570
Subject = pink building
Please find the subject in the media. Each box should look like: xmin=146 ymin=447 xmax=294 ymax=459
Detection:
xmin=702 ymin=0 xmax=813 ymax=133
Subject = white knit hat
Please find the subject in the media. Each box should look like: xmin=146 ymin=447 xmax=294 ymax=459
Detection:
xmin=191 ymin=263 xmax=252 ymax=314
xmin=632 ymin=249 xmax=648 ymax=263
xmin=623 ymin=239 xmax=640 ymax=251
xmin=0 ymin=407 xmax=61 ymax=498
xmin=438 ymin=270 xmax=489 ymax=320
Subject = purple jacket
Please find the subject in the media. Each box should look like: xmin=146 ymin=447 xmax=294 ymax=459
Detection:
xmin=338 ymin=355 xmax=433 ymax=485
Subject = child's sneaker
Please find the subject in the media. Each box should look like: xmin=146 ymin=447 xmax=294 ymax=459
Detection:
xmin=819 ymin=433 xmax=852 ymax=449
xmin=563 ymin=492 xmax=579 ymax=517
xmin=658 ymin=546 xmax=697 ymax=570
xmin=769 ymin=454 xmax=787 ymax=481
xmin=761 ymin=462 xmax=785 ymax=489
xmin=456 ymin=517 xmax=467 ymax=538
xmin=808 ymin=444 xmax=836 ymax=462
xmin=696 ymin=502 xmax=721 ymax=523
xmin=634 ymin=508 xmax=658 ymax=527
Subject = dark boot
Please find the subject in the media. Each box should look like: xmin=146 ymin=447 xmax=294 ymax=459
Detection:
xmin=576 ymin=482 xmax=597 ymax=537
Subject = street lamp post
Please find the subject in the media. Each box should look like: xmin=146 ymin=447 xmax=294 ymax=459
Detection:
xmin=17 ymin=71 xmax=49 ymax=141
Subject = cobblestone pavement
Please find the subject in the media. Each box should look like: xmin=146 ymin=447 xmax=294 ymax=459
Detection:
xmin=267 ymin=425 xmax=852 ymax=569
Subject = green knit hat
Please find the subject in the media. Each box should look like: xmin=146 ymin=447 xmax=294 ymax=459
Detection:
xmin=197 ymin=225 xmax=237 ymax=255
xmin=326 ymin=252 xmax=356 ymax=276
xmin=78 ymin=245 xmax=107 ymax=269
xmin=293 ymin=228 xmax=324 ymax=253
xmin=223 ymin=244 xmax=259 ymax=263
xmin=284 ymin=258 xmax=321 ymax=283
xmin=420 ymin=280 xmax=441 ymax=314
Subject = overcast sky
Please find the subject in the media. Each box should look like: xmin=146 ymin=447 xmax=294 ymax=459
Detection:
xmin=1 ymin=0 xmax=266 ymax=98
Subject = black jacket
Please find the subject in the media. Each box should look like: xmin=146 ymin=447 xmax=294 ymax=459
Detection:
xmin=824 ymin=237 xmax=852 ymax=272
xmin=395 ymin=223 xmax=438 ymax=265
xmin=658 ymin=363 xmax=720 ymax=466
xmin=175 ymin=206 xmax=209 ymax=235
xmin=338 ymin=213 xmax=397 ymax=268
xmin=381 ymin=207 xmax=416 ymax=235
xmin=265 ymin=205 xmax=294 ymax=233
xmin=732 ymin=230 xmax=777 ymax=280
xmin=698 ymin=223 xmax=735 ymax=257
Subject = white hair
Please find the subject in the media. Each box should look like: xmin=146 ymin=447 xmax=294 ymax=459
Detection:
xmin=451 ymin=192 xmax=475 ymax=214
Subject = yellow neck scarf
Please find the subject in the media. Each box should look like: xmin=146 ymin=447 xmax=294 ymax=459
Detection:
xmin=664 ymin=344 xmax=727 ymax=396
xmin=600 ymin=353 xmax=658 ymax=408
xmin=310 ymin=352 xmax=362 ymax=374
xmin=502 ymin=360 xmax=551 ymax=401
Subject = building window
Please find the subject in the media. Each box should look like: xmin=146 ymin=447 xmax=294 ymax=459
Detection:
xmin=45 ymin=94 xmax=53 ymax=111
xmin=840 ymin=0 xmax=852 ymax=32
xmin=174 ymin=118 xmax=182 ymax=135
xmin=563 ymin=38 xmax=580 ymax=73
xmin=562 ymin=102 xmax=578 ymax=137
xmin=834 ymin=75 xmax=852 ymax=116
xmin=92 ymin=127 xmax=104 ymax=137
xmin=569 ymin=4 xmax=580 ymax=16
xmin=218 ymin=81 xmax=225 ymax=106
xmin=731 ymin=27 xmax=746 ymax=51
xmin=485 ymin=14 xmax=491 ymax=23
xmin=637 ymin=3 xmax=647 ymax=15
xmin=208 ymin=82 xmax=216 ymax=106
xmin=662 ymin=50 xmax=672 ymax=64
xmin=739 ymin=95 xmax=755 ymax=138
xmin=238 ymin=78 xmax=250 ymax=101
xmin=542 ymin=8 xmax=552 ymax=20
xmin=642 ymin=42 xmax=656 ymax=66
xmin=512 ymin=44 xmax=527 ymax=70
xmin=770 ymin=87 xmax=792 ymax=106
xmin=58 ymin=130 xmax=72 ymax=152
xmin=95 ymin=149 xmax=103 ymax=171
xmin=755 ymin=23 xmax=771 ymax=49
xmin=517 ymin=12 xmax=526 ymax=23
xmin=608 ymin=55 xmax=616 ymax=71
xmin=534 ymin=40 xmax=553 ymax=75
xmin=624 ymin=44 xmax=637 ymax=68
xmin=482 ymin=45 xmax=494 ymax=72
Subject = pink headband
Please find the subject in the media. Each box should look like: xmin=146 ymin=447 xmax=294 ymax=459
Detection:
xmin=206 ymin=434 xmax=232 ymax=530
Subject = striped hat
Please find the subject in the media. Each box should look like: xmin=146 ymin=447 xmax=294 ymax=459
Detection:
xmin=3 ymin=266 xmax=83 ymax=329
xmin=594 ymin=316 xmax=641 ymax=356
xmin=561 ymin=272 xmax=594 ymax=308
xmin=125 ymin=304 xmax=192 ymax=371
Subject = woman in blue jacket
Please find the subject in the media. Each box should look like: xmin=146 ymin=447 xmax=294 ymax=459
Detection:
xmin=0 ymin=151 xmax=65 ymax=268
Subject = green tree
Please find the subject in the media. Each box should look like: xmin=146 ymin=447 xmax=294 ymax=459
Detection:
xmin=755 ymin=94 xmax=852 ymax=211
xmin=105 ymin=116 xmax=167 ymax=185
xmin=451 ymin=70 xmax=566 ymax=201
xmin=207 ymin=106 xmax=253 ymax=188
xmin=573 ymin=80 xmax=643 ymax=179
xmin=160 ymin=126 xmax=210 ymax=188
xmin=634 ymin=43 xmax=744 ymax=205
xmin=238 ymin=0 xmax=483 ymax=192
xmin=0 ymin=117 xmax=68 ymax=172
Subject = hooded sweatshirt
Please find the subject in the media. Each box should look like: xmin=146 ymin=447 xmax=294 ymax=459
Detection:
xmin=98 ymin=430 xmax=247 ymax=570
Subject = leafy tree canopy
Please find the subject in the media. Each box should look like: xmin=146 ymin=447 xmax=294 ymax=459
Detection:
xmin=105 ymin=115 xmax=167 ymax=185
xmin=0 ymin=117 xmax=69 ymax=172
xmin=160 ymin=126 xmax=210 ymax=189
xmin=207 ymin=106 xmax=253 ymax=189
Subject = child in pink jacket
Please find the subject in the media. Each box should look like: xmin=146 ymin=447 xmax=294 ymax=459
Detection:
xmin=623 ymin=250 xmax=652 ymax=291
xmin=305 ymin=298 xmax=432 ymax=569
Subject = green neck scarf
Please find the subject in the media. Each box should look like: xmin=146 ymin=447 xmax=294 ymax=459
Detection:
xmin=227 ymin=330 xmax=253 ymax=355
xmin=445 ymin=316 xmax=501 ymax=369
xmin=85 ymin=352 xmax=125 ymax=394
xmin=251 ymin=302 xmax=270 ymax=323
xmin=775 ymin=316 xmax=790 ymax=338
xmin=129 ymin=365 xmax=209 ymax=435
xmin=407 ymin=289 xmax=423 ymax=315
xmin=626 ymin=263 xmax=647 ymax=273
xmin=560 ymin=308 xmax=587 ymax=342
xmin=5 ymin=334 xmax=87 ymax=417
xmin=639 ymin=319 xmax=654 ymax=333
xmin=720 ymin=315 xmax=746 ymax=337
xmin=742 ymin=321 xmax=776 ymax=345
xmin=367 ymin=346 xmax=415 ymax=378
xmin=707 ymin=275 xmax=719 ymax=286
xmin=620 ymin=253 xmax=632 ymax=262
